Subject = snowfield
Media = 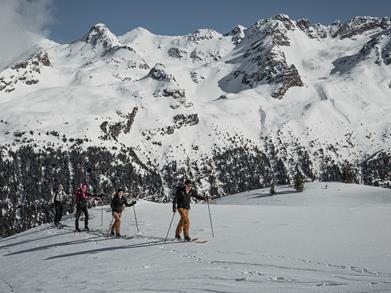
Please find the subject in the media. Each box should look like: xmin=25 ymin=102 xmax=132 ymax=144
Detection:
xmin=1 ymin=182 xmax=391 ymax=293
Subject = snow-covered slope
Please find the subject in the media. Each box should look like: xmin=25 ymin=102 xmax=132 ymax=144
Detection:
xmin=1 ymin=183 xmax=391 ymax=292
xmin=1 ymin=15 xmax=391 ymax=237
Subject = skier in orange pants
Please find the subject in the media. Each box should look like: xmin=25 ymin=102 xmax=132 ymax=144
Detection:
xmin=173 ymin=180 xmax=207 ymax=241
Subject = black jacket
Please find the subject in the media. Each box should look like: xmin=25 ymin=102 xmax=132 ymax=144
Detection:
xmin=173 ymin=186 xmax=204 ymax=210
xmin=111 ymin=196 xmax=135 ymax=213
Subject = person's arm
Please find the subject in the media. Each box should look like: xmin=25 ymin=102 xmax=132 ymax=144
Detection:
xmin=191 ymin=189 xmax=207 ymax=201
xmin=63 ymin=191 xmax=71 ymax=201
xmin=86 ymin=191 xmax=103 ymax=199
xmin=74 ymin=190 xmax=80 ymax=205
xmin=51 ymin=192 xmax=55 ymax=204
xmin=62 ymin=191 xmax=68 ymax=202
xmin=124 ymin=197 xmax=136 ymax=207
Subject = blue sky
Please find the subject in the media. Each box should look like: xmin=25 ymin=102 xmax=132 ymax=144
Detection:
xmin=50 ymin=0 xmax=391 ymax=42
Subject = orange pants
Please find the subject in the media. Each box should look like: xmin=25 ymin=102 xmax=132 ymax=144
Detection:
xmin=112 ymin=212 xmax=122 ymax=235
xmin=176 ymin=208 xmax=190 ymax=238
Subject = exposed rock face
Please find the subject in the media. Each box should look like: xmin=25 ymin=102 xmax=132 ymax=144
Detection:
xmin=173 ymin=113 xmax=199 ymax=127
xmin=224 ymin=25 xmax=246 ymax=45
xmin=148 ymin=63 xmax=176 ymax=82
xmin=102 ymin=44 xmax=135 ymax=56
xmin=190 ymin=49 xmax=222 ymax=62
xmin=296 ymin=18 xmax=328 ymax=39
xmin=0 ymin=51 xmax=52 ymax=92
xmin=336 ymin=16 xmax=384 ymax=39
xmin=332 ymin=31 xmax=391 ymax=73
xmin=168 ymin=47 xmax=187 ymax=58
xmin=271 ymin=65 xmax=304 ymax=99
xmin=382 ymin=38 xmax=391 ymax=65
xmin=141 ymin=114 xmax=199 ymax=142
xmin=153 ymin=87 xmax=193 ymax=108
xmin=219 ymin=14 xmax=303 ymax=97
xmin=155 ymin=87 xmax=185 ymax=99
xmin=187 ymin=29 xmax=220 ymax=43
xmin=273 ymin=14 xmax=296 ymax=30
xmin=190 ymin=71 xmax=205 ymax=83
xmin=102 ymin=45 xmax=150 ymax=72
xmin=82 ymin=23 xmax=121 ymax=49
xmin=240 ymin=49 xmax=303 ymax=97
xmin=100 ymin=107 xmax=138 ymax=141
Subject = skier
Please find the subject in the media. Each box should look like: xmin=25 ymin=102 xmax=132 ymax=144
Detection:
xmin=173 ymin=179 xmax=207 ymax=241
xmin=74 ymin=183 xmax=100 ymax=232
xmin=52 ymin=184 xmax=68 ymax=227
xmin=110 ymin=189 xmax=136 ymax=238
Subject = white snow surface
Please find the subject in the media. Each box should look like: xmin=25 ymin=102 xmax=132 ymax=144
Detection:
xmin=1 ymin=182 xmax=391 ymax=292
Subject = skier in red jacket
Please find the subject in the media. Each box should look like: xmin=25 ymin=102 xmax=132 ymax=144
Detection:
xmin=74 ymin=183 xmax=100 ymax=232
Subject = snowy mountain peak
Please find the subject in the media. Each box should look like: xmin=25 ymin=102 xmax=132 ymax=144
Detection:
xmin=250 ymin=15 xmax=294 ymax=47
xmin=0 ymin=51 xmax=52 ymax=93
xmin=332 ymin=30 xmax=391 ymax=73
xmin=187 ymin=28 xmax=221 ymax=43
xmin=82 ymin=23 xmax=121 ymax=49
xmin=381 ymin=16 xmax=391 ymax=29
xmin=337 ymin=16 xmax=384 ymax=39
xmin=224 ymin=25 xmax=246 ymax=45
xmin=119 ymin=27 xmax=154 ymax=44
xmin=271 ymin=14 xmax=296 ymax=30
xmin=296 ymin=18 xmax=328 ymax=39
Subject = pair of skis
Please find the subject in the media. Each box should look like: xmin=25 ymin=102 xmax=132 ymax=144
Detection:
xmin=108 ymin=234 xmax=207 ymax=243
xmin=178 ymin=237 xmax=207 ymax=244
xmin=106 ymin=233 xmax=207 ymax=243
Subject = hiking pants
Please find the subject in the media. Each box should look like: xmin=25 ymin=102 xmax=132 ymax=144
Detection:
xmin=176 ymin=208 xmax=190 ymax=238
xmin=75 ymin=204 xmax=89 ymax=230
xmin=112 ymin=212 xmax=122 ymax=235
xmin=54 ymin=201 xmax=63 ymax=225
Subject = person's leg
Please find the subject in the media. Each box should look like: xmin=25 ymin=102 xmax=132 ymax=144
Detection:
xmin=83 ymin=205 xmax=89 ymax=229
xmin=176 ymin=208 xmax=185 ymax=238
xmin=75 ymin=205 xmax=81 ymax=230
xmin=54 ymin=202 xmax=60 ymax=225
xmin=182 ymin=209 xmax=190 ymax=240
xmin=112 ymin=212 xmax=120 ymax=235
xmin=58 ymin=203 xmax=63 ymax=223
xmin=116 ymin=212 xmax=122 ymax=235
xmin=111 ymin=212 xmax=117 ymax=234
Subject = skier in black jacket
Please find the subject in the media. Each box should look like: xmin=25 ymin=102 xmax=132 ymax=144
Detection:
xmin=110 ymin=189 xmax=136 ymax=238
xmin=173 ymin=179 xmax=207 ymax=241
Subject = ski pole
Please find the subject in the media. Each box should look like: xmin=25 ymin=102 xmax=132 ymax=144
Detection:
xmin=206 ymin=196 xmax=215 ymax=238
xmin=164 ymin=212 xmax=176 ymax=242
xmin=133 ymin=205 xmax=140 ymax=234
xmin=100 ymin=203 xmax=103 ymax=226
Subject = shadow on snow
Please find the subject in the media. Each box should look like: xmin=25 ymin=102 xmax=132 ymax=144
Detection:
xmin=44 ymin=239 xmax=184 ymax=260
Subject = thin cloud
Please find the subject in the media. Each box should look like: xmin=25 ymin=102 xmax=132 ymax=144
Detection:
xmin=0 ymin=0 xmax=53 ymax=64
